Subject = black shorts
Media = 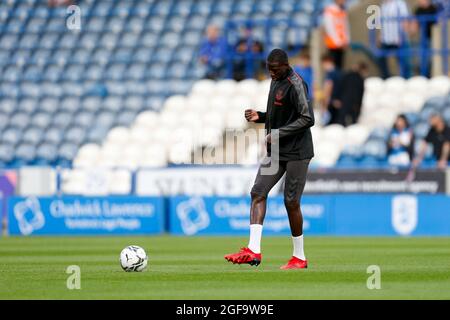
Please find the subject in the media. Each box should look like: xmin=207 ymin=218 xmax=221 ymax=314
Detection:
xmin=251 ymin=156 xmax=310 ymax=202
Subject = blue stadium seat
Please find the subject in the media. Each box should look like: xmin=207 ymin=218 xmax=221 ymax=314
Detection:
xmin=9 ymin=112 xmax=30 ymax=129
xmin=336 ymin=155 xmax=360 ymax=168
xmin=64 ymin=127 xmax=87 ymax=145
xmin=0 ymin=144 xmax=15 ymax=164
xmin=124 ymin=96 xmax=144 ymax=112
xmin=22 ymin=127 xmax=44 ymax=145
xmin=0 ymin=113 xmax=8 ymax=128
xmin=58 ymin=142 xmax=78 ymax=161
xmin=96 ymin=111 xmax=116 ymax=128
xmin=115 ymin=111 xmax=138 ymax=127
xmin=172 ymin=1 xmax=192 ymax=17
xmin=81 ymin=96 xmax=102 ymax=113
xmin=39 ymin=97 xmax=59 ymax=114
xmin=420 ymin=105 xmax=439 ymax=122
xmin=52 ymin=112 xmax=73 ymax=129
xmin=340 ymin=144 xmax=364 ymax=161
xmin=0 ymin=0 xmax=326 ymax=167
xmin=73 ymin=112 xmax=95 ymax=128
xmin=403 ymin=112 xmax=419 ymax=126
xmin=15 ymin=142 xmax=36 ymax=161
xmin=87 ymin=127 xmax=109 ymax=144
xmin=363 ymin=139 xmax=387 ymax=160
xmin=414 ymin=122 xmax=430 ymax=140
xmin=34 ymin=112 xmax=53 ymax=129
xmin=0 ymin=127 xmax=22 ymax=145
xmin=359 ymin=156 xmax=383 ymax=169
xmin=60 ymin=97 xmax=81 ymax=114
xmin=44 ymin=127 xmax=64 ymax=145
xmin=443 ymin=107 xmax=450 ymax=125
xmin=102 ymin=96 xmax=122 ymax=113
xmin=368 ymin=127 xmax=390 ymax=141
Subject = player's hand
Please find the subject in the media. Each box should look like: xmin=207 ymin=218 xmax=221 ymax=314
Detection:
xmin=265 ymin=133 xmax=271 ymax=144
xmin=245 ymin=109 xmax=259 ymax=122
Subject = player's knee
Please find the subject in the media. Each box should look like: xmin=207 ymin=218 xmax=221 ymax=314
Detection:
xmin=284 ymin=198 xmax=299 ymax=211
xmin=250 ymin=190 xmax=266 ymax=202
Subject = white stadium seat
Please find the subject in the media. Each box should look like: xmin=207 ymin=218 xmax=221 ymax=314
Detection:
xmin=344 ymin=124 xmax=370 ymax=146
xmin=406 ymin=76 xmax=429 ymax=97
xmin=428 ymin=76 xmax=450 ymax=96
xmin=215 ymin=79 xmax=237 ymax=97
xmin=106 ymin=126 xmax=130 ymax=145
xmin=129 ymin=126 xmax=151 ymax=145
xmin=75 ymin=143 xmax=101 ymax=165
xmin=163 ymin=95 xmax=187 ymax=113
xmin=401 ymin=92 xmax=426 ymax=112
xmin=135 ymin=111 xmax=159 ymax=128
xmin=191 ymin=79 xmax=216 ymax=97
xmin=384 ymin=76 xmax=406 ymax=95
xmin=364 ymin=77 xmax=384 ymax=95
xmin=236 ymin=79 xmax=260 ymax=96
xmin=377 ymin=92 xmax=401 ymax=110
xmin=258 ymin=79 xmax=271 ymax=96
xmin=186 ymin=94 xmax=209 ymax=113
xmin=202 ymin=110 xmax=225 ymax=130
xmin=169 ymin=143 xmax=192 ymax=164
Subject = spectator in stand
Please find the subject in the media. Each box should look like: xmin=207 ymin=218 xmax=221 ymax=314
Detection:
xmin=48 ymin=0 xmax=73 ymax=6
xmin=432 ymin=0 xmax=449 ymax=12
xmin=323 ymin=0 xmax=350 ymax=70
xmin=321 ymin=54 xmax=343 ymax=125
xmin=199 ymin=25 xmax=228 ymax=80
xmin=336 ymin=62 xmax=368 ymax=126
xmin=387 ymin=114 xmax=415 ymax=167
xmin=413 ymin=114 xmax=450 ymax=169
xmin=378 ymin=0 xmax=411 ymax=79
xmin=293 ymin=50 xmax=314 ymax=100
xmin=233 ymin=28 xmax=265 ymax=81
xmin=410 ymin=0 xmax=439 ymax=77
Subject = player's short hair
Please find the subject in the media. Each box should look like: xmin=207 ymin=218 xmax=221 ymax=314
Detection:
xmin=267 ymin=49 xmax=288 ymax=64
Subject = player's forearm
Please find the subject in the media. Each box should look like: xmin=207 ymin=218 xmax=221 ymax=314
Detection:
xmin=278 ymin=115 xmax=314 ymax=138
xmin=439 ymin=142 xmax=450 ymax=163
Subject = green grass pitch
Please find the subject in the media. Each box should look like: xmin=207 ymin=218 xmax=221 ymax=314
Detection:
xmin=0 ymin=236 xmax=449 ymax=299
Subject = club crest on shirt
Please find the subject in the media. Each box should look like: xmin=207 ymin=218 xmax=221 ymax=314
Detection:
xmin=275 ymin=89 xmax=284 ymax=106
xmin=275 ymin=89 xmax=284 ymax=100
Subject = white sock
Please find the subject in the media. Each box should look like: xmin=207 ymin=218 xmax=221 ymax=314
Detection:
xmin=247 ymin=224 xmax=263 ymax=254
xmin=292 ymin=235 xmax=306 ymax=260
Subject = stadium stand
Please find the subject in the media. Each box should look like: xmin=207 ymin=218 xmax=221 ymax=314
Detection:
xmin=68 ymin=75 xmax=450 ymax=172
xmin=0 ymin=0 xmax=332 ymax=168
xmin=0 ymin=0 xmax=449 ymax=177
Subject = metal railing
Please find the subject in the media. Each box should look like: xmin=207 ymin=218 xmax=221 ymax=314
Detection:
xmin=368 ymin=13 xmax=450 ymax=77
xmin=223 ymin=19 xmax=314 ymax=79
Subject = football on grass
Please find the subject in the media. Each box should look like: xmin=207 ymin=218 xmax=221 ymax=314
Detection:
xmin=120 ymin=245 xmax=148 ymax=272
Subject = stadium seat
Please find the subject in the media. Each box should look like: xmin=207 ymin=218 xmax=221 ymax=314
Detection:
xmin=35 ymin=143 xmax=58 ymax=164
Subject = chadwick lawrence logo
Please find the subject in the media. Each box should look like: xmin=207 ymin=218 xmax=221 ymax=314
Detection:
xmin=275 ymin=89 xmax=284 ymax=106
xmin=176 ymin=197 xmax=210 ymax=235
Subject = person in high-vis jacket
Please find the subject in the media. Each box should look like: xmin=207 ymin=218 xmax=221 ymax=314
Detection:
xmin=323 ymin=0 xmax=351 ymax=69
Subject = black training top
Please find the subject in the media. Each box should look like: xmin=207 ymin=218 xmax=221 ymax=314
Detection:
xmin=256 ymin=67 xmax=315 ymax=161
xmin=425 ymin=125 xmax=450 ymax=160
